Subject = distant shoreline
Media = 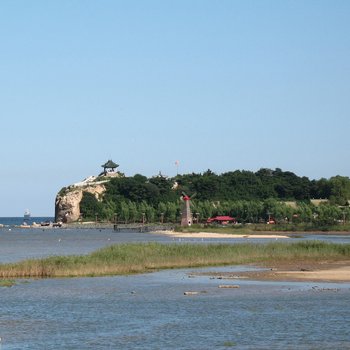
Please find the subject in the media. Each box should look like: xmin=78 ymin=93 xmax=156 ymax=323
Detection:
xmin=3 ymin=221 xmax=350 ymax=236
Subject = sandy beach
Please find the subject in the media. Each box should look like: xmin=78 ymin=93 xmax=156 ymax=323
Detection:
xmin=155 ymin=230 xmax=289 ymax=239
xmin=274 ymin=264 xmax=350 ymax=282
xmin=197 ymin=261 xmax=350 ymax=283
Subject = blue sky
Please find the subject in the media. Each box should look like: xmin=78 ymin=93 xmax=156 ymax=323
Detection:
xmin=1 ymin=0 xmax=349 ymax=216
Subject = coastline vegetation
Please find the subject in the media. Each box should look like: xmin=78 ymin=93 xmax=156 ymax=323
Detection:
xmin=0 ymin=241 xmax=349 ymax=279
xmin=76 ymin=168 xmax=350 ymax=231
xmin=175 ymin=223 xmax=350 ymax=234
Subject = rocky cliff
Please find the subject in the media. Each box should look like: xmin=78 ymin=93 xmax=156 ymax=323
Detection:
xmin=55 ymin=174 xmax=118 ymax=223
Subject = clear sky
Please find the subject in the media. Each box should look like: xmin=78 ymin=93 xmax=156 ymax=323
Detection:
xmin=0 ymin=0 xmax=349 ymax=216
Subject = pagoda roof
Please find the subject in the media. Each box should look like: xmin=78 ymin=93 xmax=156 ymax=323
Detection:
xmin=101 ymin=160 xmax=119 ymax=169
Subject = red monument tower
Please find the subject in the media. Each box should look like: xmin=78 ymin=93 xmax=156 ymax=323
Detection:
xmin=180 ymin=192 xmax=193 ymax=226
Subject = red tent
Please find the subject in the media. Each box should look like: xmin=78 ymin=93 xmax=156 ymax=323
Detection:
xmin=207 ymin=216 xmax=236 ymax=224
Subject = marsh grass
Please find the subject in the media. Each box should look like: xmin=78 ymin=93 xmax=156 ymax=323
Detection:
xmin=0 ymin=241 xmax=349 ymax=278
xmin=174 ymin=225 xmax=253 ymax=234
xmin=223 ymin=341 xmax=236 ymax=347
xmin=0 ymin=279 xmax=16 ymax=287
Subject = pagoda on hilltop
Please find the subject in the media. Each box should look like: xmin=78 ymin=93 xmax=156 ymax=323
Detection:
xmin=101 ymin=160 xmax=119 ymax=176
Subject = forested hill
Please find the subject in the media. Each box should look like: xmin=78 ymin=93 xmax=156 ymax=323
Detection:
xmin=104 ymin=168 xmax=349 ymax=204
xmin=79 ymin=168 xmax=350 ymax=222
xmin=177 ymin=168 xmax=319 ymax=201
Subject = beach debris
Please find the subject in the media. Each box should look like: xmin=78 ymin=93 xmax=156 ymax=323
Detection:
xmin=218 ymin=285 xmax=240 ymax=289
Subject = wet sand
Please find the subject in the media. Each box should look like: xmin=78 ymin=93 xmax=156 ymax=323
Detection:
xmin=196 ymin=261 xmax=350 ymax=282
xmin=272 ymin=263 xmax=350 ymax=282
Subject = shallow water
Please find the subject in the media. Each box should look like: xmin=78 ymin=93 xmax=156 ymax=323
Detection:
xmin=0 ymin=229 xmax=349 ymax=349
xmin=0 ymin=267 xmax=349 ymax=349
xmin=0 ymin=228 xmax=170 ymax=263
xmin=0 ymin=227 xmax=349 ymax=264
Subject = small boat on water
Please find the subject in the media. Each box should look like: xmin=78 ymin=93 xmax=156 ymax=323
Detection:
xmin=22 ymin=209 xmax=32 ymax=227
xmin=24 ymin=209 xmax=31 ymax=221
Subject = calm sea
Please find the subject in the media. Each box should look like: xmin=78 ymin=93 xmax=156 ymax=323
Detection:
xmin=0 ymin=217 xmax=53 ymax=226
xmin=0 ymin=267 xmax=349 ymax=349
xmin=0 ymin=226 xmax=349 ymax=349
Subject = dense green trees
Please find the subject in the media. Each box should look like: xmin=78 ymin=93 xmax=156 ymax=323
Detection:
xmin=175 ymin=168 xmax=318 ymax=201
xmin=328 ymin=176 xmax=350 ymax=205
xmin=79 ymin=168 xmax=350 ymax=225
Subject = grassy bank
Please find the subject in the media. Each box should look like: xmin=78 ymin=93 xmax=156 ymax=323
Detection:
xmin=175 ymin=223 xmax=350 ymax=234
xmin=174 ymin=225 xmax=254 ymax=235
xmin=0 ymin=241 xmax=349 ymax=279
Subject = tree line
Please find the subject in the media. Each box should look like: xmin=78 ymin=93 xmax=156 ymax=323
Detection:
xmin=79 ymin=168 xmax=350 ymax=225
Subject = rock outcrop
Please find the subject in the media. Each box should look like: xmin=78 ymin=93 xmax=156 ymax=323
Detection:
xmin=55 ymin=160 xmax=123 ymax=223
xmin=55 ymin=177 xmax=111 ymax=223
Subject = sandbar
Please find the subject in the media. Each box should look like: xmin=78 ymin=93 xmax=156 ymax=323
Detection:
xmin=154 ymin=230 xmax=289 ymax=239
xmin=199 ymin=261 xmax=350 ymax=282
xmin=275 ymin=265 xmax=350 ymax=282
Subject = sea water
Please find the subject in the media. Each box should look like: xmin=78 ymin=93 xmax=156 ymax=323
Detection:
xmin=0 ymin=217 xmax=54 ymax=227
xmin=0 ymin=227 xmax=349 ymax=349
xmin=0 ymin=268 xmax=349 ymax=349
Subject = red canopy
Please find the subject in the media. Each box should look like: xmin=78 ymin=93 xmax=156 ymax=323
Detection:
xmin=207 ymin=216 xmax=236 ymax=223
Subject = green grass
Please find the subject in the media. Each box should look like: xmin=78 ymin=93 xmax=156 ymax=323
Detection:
xmin=251 ymin=223 xmax=350 ymax=232
xmin=0 ymin=279 xmax=16 ymax=287
xmin=222 ymin=341 xmax=236 ymax=347
xmin=0 ymin=241 xmax=349 ymax=279
xmin=174 ymin=224 xmax=254 ymax=234
xmin=175 ymin=223 xmax=350 ymax=233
